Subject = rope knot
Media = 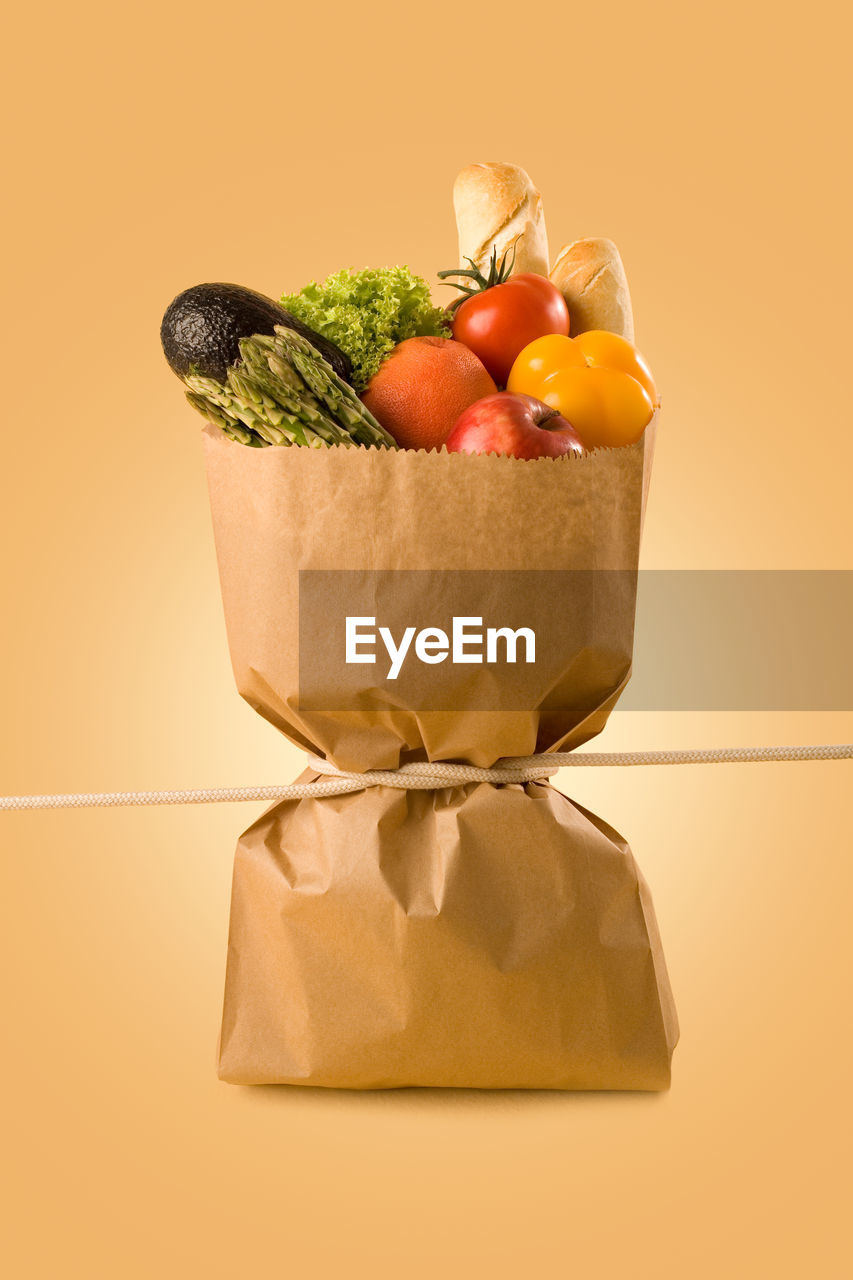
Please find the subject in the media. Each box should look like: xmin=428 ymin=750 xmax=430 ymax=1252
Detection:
xmin=307 ymin=755 xmax=560 ymax=790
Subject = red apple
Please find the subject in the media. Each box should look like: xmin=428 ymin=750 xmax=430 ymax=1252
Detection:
xmin=445 ymin=393 xmax=584 ymax=460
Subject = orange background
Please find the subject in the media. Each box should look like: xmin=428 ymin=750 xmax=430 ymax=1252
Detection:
xmin=1 ymin=1 xmax=851 ymax=1275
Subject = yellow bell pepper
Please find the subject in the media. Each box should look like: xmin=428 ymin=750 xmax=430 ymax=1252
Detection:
xmin=507 ymin=330 xmax=657 ymax=448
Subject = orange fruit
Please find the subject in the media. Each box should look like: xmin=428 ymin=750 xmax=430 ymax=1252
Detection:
xmin=360 ymin=336 xmax=497 ymax=451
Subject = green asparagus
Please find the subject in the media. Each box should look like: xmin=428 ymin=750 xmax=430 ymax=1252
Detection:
xmin=183 ymin=327 xmax=398 ymax=449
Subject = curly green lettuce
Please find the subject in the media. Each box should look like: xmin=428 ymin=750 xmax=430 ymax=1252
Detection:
xmin=281 ymin=266 xmax=451 ymax=391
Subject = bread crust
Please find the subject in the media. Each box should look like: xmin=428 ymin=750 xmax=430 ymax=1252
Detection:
xmin=453 ymin=162 xmax=549 ymax=279
xmin=549 ymin=238 xmax=634 ymax=341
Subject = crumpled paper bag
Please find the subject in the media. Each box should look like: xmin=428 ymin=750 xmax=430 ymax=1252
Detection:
xmin=205 ymin=421 xmax=678 ymax=1088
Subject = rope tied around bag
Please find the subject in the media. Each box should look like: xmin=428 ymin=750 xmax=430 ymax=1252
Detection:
xmin=0 ymin=743 xmax=851 ymax=810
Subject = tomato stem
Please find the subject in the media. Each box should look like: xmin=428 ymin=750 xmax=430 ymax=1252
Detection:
xmin=437 ymin=245 xmax=518 ymax=312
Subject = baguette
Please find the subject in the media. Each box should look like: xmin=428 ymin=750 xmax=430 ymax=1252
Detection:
xmin=549 ymin=238 xmax=634 ymax=341
xmin=453 ymin=162 xmax=549 ymax=280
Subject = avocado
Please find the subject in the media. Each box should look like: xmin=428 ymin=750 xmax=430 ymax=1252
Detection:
xmin=160 ymin=282 xmax=353 ymax=385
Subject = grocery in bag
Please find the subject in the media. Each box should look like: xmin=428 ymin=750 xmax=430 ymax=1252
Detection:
xmin=163 ymin=160 xmax=678 ymax=1088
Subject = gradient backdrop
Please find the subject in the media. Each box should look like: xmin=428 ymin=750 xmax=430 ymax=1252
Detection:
xmin=1 ymin=1 xmax=851 ymax=1275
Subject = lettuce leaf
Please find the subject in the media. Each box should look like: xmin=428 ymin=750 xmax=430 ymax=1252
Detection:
xmin=281 ymin=266 xmax=450 ymax=391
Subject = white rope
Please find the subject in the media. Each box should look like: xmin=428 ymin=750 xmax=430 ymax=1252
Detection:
xmin=1 ymin=744 xmax=850 ymax=811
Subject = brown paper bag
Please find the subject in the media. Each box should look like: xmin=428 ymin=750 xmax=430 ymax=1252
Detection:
xmin=205 ymin=421 xmax=678 ymax=1089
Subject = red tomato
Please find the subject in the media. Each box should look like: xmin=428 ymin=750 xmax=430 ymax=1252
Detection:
xmin=451 ymin=274 xmax=570 ymax=386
